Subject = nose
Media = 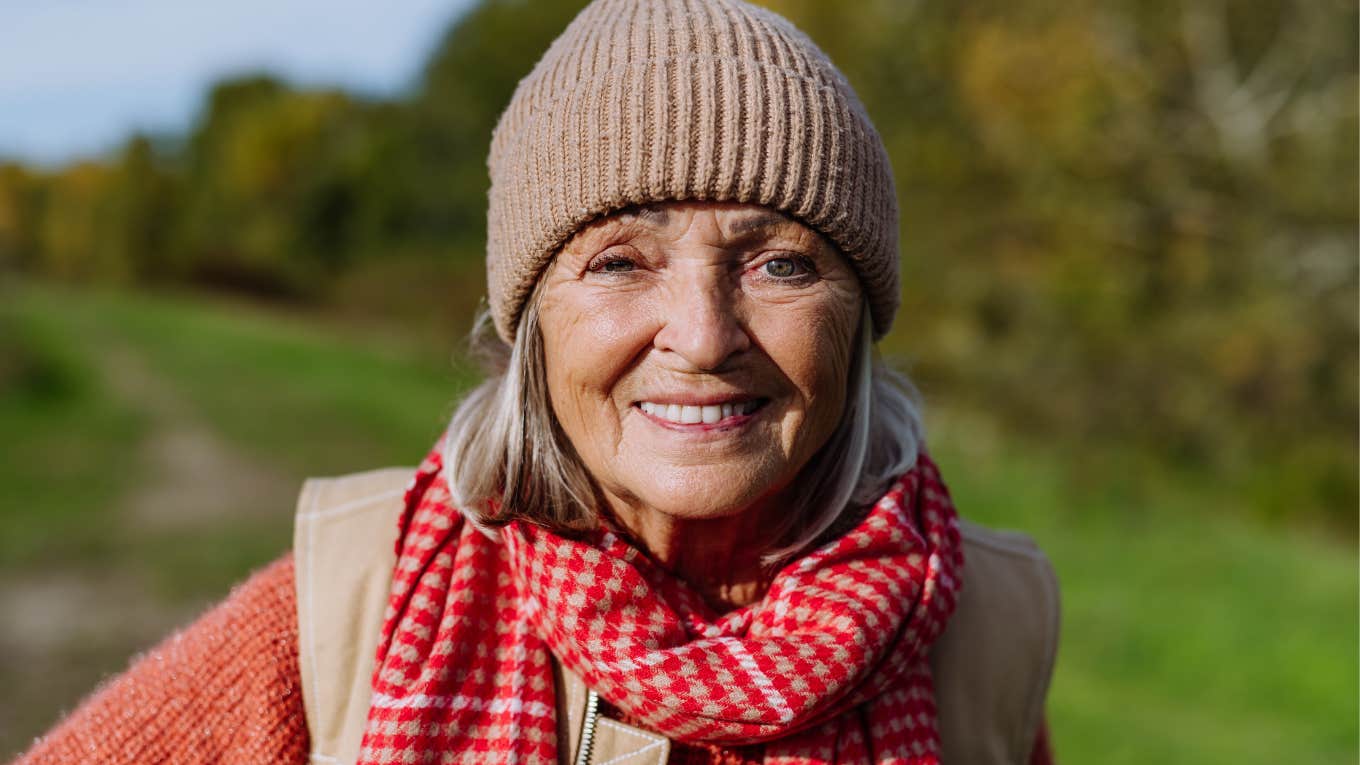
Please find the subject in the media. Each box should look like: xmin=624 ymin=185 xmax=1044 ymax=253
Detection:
xmin=652 ymin=269 xmax=750 ymax=371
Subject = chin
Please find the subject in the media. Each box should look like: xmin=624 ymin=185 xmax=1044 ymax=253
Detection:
xmin=626 ymin=463 xmax=787 ymax=521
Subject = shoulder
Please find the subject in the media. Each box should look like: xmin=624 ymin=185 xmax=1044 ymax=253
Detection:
xmin=291 ymin=466 xmax=411 ymax=630
xmin=292 ymin=466 xmax=413 ymax=601
xmin=292 ymin=467 xmax=414 ymax=764
xmin=948 ymin=518 xmax=1061 ymax=697
xmin=203 ymin=553 xmax=300 ymax=643
xmin=294 ymin=467 xmax=414 ymax=523
xmin=929 ymin=519 xmax=1061 ymax=764
xmin=292 ymin=467 xmax=412 ymax=609
xmin=956 ymin=518 xmax=1061 ymax=626
xmin=14 ymin=555 xmax=306 ymax=764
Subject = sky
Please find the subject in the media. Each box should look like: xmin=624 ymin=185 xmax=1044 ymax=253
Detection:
xmin=0 ymin=0 xmax=475 ymax=166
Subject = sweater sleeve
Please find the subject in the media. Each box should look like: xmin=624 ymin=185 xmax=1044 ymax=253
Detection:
xmin=12 ymin=554 xmax=309 ymax=765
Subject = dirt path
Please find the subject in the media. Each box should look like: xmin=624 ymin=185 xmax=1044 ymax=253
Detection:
xmin=98 ymin=343 xmax=296 ymax=530
xmin=0 ymin=337 xmax=297 ymax=756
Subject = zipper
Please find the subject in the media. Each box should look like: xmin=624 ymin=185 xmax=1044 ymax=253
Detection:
xmin=574 ymin=689 xmax=601 ymax=765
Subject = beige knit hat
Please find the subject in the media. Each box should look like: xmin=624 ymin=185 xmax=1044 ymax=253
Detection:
xmin=486 ymin=0 xmax=900 ymax=342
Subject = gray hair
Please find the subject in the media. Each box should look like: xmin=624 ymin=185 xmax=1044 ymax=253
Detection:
xmin=443 ymin=285 xmax=925 ymax=565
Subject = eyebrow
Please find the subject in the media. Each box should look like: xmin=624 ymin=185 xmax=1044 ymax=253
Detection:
xmin=728 ymin=211 xmax=790 ymax=236
xmin=617 ymin=204 xmax=670 ymax=227
xmin=612 ymin=205 xmax=791 ymax=238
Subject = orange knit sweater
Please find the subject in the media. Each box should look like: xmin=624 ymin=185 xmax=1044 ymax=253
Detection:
xmin=13 ymin=555 xmax=308 ymax=765
xmin=12 ymin=555 xmax=1054 ymax=764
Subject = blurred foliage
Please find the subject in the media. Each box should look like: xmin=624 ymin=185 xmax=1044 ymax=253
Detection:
xmin=0 ymin=0 xmax=1354 ymax=526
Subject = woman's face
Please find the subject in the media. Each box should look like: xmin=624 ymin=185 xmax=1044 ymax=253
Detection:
xmin=538 ymin=200 xmax=863 ymax=525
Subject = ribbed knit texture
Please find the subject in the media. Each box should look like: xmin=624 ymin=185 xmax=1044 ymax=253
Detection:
xmin=11 ymin=556 xmax=309 ymax=765
xmin=486 ymin=0 xmax=900 ymax=342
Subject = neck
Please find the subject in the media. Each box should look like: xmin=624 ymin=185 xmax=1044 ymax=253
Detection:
xmin=606 ymin=502 xmax=773 ymax=612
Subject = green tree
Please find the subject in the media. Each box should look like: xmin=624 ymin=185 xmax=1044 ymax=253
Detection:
xmin=377 ymin=0 xmax=589 ymax=258
xmin=102 ymin=135 xmax=180 ymax=282
xmin=176 ymin=76 xmax=372 ymax=296
xmin=0 ymin=163 xmax=44 ymax=273
xmin=766 ymin=0 xmax=1357 ymax=522
xmin=34 ymin=162 xmax=119 ymax=282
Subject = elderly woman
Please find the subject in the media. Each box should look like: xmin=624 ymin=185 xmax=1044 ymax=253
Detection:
xmin=15 ymin=1 xmax=1058 ymax=764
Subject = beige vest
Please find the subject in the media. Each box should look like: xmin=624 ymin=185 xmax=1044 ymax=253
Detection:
xmin=294 ymin=468 xmax=1060 ymax=765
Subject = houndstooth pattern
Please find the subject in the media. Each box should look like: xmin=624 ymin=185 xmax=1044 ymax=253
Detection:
xmin=357 ymin=439 xmax=963 ymax=764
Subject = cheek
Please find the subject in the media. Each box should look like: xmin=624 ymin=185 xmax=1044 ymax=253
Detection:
xmin=539 ymin=289 xmax=650 ymax=435
xmin=806 ymin=315 xmax=858 ymax=412
xmin=761 ymin=297 xmax=860 ymax=434
xmin=541 ymin=310 xmax=602 ymax=430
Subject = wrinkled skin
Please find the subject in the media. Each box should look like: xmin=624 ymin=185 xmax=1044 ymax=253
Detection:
xmin=539 ymin=200 xmax=863 ymax=608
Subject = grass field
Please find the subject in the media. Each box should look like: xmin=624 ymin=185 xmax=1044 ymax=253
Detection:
xmin=1 ymin=281 xmax=1355 ymax=762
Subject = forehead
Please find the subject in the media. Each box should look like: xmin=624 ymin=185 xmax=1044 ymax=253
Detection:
xmin=580 ymin=201 xmax=812 ymax=240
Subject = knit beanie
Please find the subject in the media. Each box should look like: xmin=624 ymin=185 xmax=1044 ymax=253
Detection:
xmin=486 ymin=0 xmax=900 ymax=342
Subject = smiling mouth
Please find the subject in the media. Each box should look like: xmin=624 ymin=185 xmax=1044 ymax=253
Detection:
xmin=635 ymin=399 xmax=766 ymax=425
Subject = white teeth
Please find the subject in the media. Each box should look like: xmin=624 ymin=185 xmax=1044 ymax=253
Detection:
xmin=639 ymin=400 xmax=760 ymax=423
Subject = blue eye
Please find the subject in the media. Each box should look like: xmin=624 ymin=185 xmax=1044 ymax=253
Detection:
xmin=762 ymin=257 xmax=807 ymax=279
xmin=601 ymin=259 xmax=635 ymax=273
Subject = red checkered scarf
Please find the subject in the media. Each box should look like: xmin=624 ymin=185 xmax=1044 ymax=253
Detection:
xmin=358 ymin=440 xmax=964 ymax=764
